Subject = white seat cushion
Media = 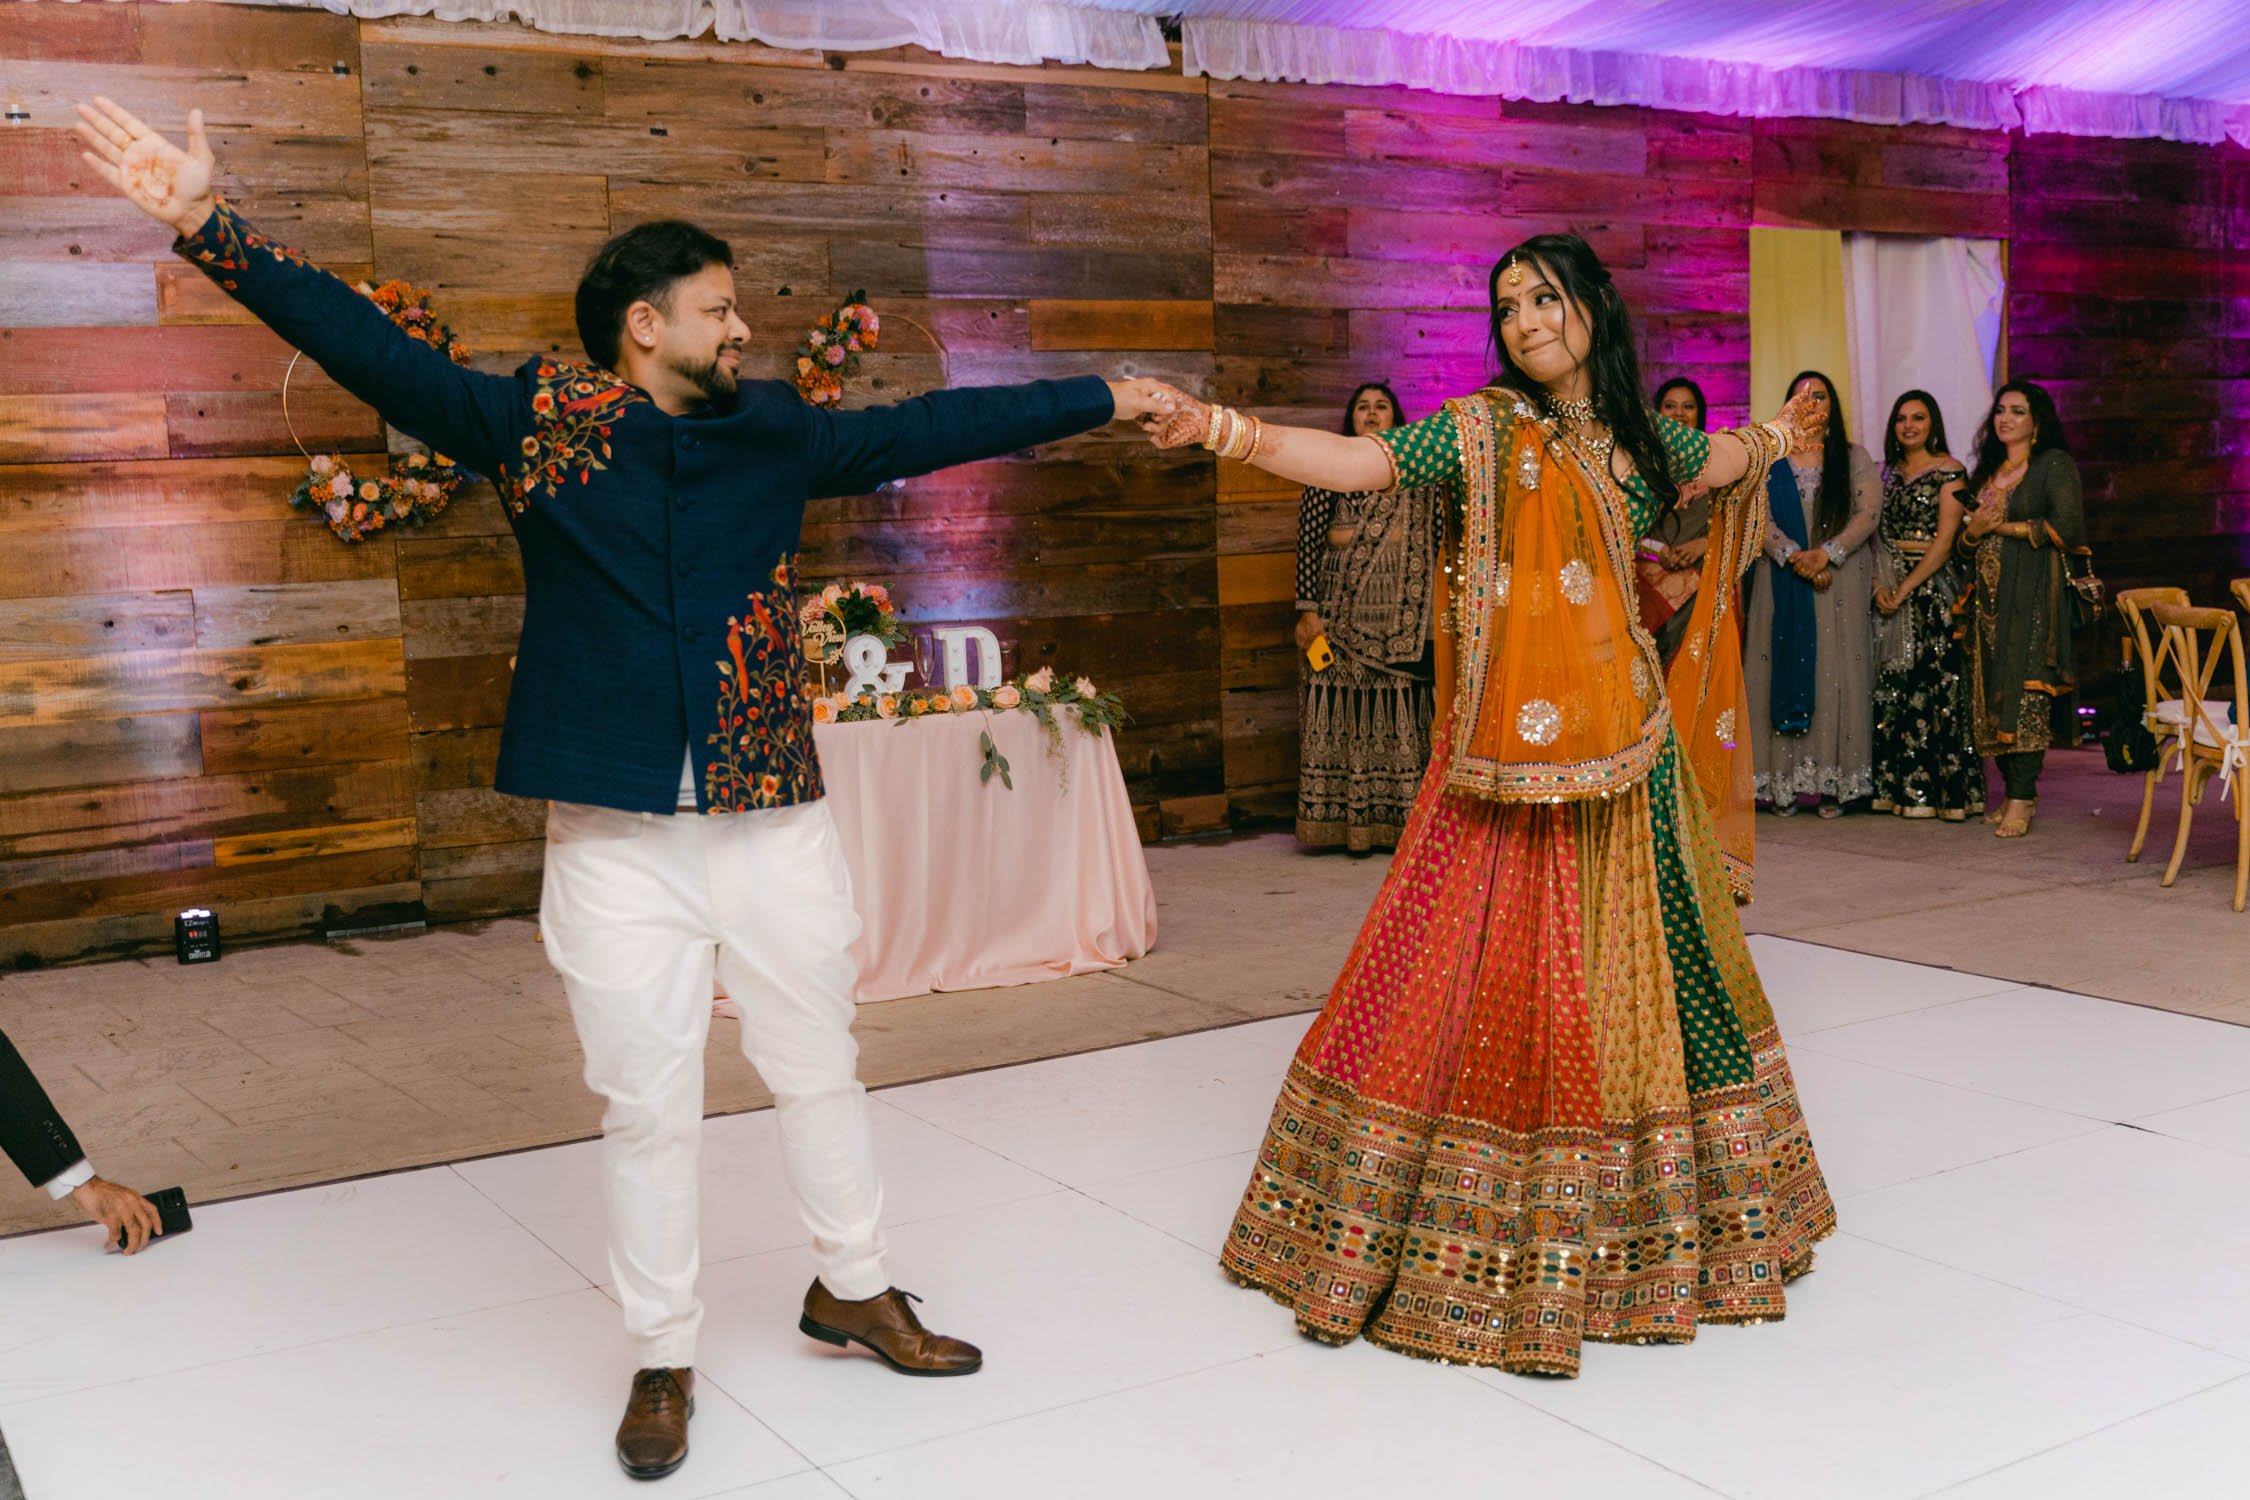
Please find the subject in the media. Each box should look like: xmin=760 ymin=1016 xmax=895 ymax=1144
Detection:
xmin=2191 ymin=718 xmax=2247 ymax=752
xmin=2152 ymin=698 xmax=2231 ymax=728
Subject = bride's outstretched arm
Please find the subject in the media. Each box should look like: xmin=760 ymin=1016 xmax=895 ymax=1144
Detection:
xmin=1691 ymin=386 xmax=1827 ymax=490
xmin=1137 ymin=387 xmax=1397 ymax=493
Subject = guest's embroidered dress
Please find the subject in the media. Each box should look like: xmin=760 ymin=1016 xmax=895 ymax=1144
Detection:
xmin=1222 ymin=392 xmax=1837 ymax=1377
xmin=1871 ymin=465 xmax=1984 ymax=818
xmin=1295 ymin=483 xmax=1444 ymax=852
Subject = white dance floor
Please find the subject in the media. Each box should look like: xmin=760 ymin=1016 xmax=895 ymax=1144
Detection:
xmin=5 ymin=935 xmax=2249 ymax=1499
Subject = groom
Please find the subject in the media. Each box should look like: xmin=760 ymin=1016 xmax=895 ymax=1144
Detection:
xmin=76 ymin=97 xmax=1171 ymax=1481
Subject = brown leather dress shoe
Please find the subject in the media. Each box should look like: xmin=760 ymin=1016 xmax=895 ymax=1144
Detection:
xmin=615 ymin=1367 xmax=694 ymax=1480
xmin=799 ymin=1281 xmax=983 ymax=1376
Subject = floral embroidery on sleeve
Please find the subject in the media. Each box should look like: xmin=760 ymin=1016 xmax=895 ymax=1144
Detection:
xmin=508 ymin=359 xmax=648 ymax=515
xmin=703 ymin=553 xmax=825 ymax=813
xmin=175 ymin=198 xmax=315 ymax=292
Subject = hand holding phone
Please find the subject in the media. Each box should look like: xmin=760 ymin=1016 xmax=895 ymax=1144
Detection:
xmin=115 ymin=1186 xmax=192 ymax=1253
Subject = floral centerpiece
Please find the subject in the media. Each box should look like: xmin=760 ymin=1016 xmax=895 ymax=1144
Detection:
xmin=813 ymin=666 xmax=1127 ymax=789
xmin=286 ymin=279 xmax=472 ymax=542
xmin=799 ymin=580 xmax=906 ymax=648
xmin=794 ymin=290 xmax=880 ymax=407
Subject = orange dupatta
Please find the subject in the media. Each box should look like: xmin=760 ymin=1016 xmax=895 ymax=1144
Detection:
xmin=1661 ymin=471 xmax=1771 ymax=898
xmin=1440 ymin=390 xmax=1669 ymax=803
xmin=1432 ymin=390 xmax=1777 ymax=894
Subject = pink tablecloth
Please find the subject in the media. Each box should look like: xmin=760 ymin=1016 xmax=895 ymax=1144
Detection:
xmin=812 ymin=708 xmax=1158 ymax=1003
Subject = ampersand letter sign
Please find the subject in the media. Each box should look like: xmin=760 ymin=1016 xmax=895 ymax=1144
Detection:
xmin=842 ymin=633 xmax=910 ymax=698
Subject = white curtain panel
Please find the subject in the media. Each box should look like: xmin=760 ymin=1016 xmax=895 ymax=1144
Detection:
xmin=170 ymin=0 xmax=1170 ymax=67
xmin=1840 ymin=234 xmax=2005 ymax=476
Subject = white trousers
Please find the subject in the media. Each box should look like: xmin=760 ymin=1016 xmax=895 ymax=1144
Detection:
xmin=539 ymin=797 xmax=889 ymax=1369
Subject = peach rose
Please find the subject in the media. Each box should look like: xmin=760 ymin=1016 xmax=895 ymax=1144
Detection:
xmin=1025 ymin=666 xmax=1056 ymax=693
xmin=822 ymin=583 xmax=845 ymax=606
xmin=991 ymin=684 xmax=1021 ymax=709
xmin=1073 ymin=676 xmax=1098 ymax=698
xmin=950 ymin=683 xmax=977 ymax=711
xmin=876 ymin=694 xmax=898 ymax=719
xmin=811 ymin=698 xmax=837 ymax=724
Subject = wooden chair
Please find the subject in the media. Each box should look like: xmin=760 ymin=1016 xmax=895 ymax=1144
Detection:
xmin=2150 ymin=602 xmax=2249 ymax=911
xmin=2234 ymin=577 xmax=2250 ymax=616
xmin=2115 ymin=586 xmax=2190 ymax=862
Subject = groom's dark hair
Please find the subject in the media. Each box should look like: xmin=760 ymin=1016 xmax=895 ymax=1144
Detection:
xmin=575 ymin=220 xmax=735 ymax=368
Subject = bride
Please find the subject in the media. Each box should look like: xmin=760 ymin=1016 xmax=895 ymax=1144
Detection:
xmin=1135 ymin=234 xmax=1837 ymax=1377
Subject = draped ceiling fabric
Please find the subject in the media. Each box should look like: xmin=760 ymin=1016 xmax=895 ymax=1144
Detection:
xmin=1157 ymin=1 xmax=2250 ymax=148
xmin=202 ymin=0 xmax=1172 ymax=68
xmin=48 ymin=1 xmax=2250 ymax=143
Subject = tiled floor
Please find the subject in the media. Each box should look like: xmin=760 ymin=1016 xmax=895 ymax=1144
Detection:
xmin=5 ymin=935 xmax=2247 ymax=1499
xmin=7 ymin=745 xmax=2245 ymax=1239
xmin=0 ymin=841 xmax=1390 ymax=1236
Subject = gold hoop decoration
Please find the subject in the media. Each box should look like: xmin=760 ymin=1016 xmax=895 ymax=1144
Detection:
xmin=285 ymin=280 xmax=473 ymax=543
xmin=281 ymin=348 xmax=312 ymax=461
xmin=886 ymin=311 xmax=948 ymax=389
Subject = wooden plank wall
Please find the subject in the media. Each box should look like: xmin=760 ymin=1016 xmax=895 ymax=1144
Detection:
xmin=0 ymin=6 xmax=419 ymax=967
xmin=1 ymin=1 xmax=2241 ymax=965
xmin=2005 ymin=134 xmax=2250 ymax=605
xmin=0 ymin=2 xmax=1221 ymax=966
xmin=1205 ymin=83 xmax=1761 ymax=818
xmin=1205 ymin=94 xmax=2013 ymax=821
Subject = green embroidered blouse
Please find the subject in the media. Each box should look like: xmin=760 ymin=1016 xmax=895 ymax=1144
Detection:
xmin=1376 ymin=396 xmax=1712 ymax=536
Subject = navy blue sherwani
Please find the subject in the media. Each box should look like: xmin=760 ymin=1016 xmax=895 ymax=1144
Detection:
xmin=174 ymin=202 xmax=1115 ymax=816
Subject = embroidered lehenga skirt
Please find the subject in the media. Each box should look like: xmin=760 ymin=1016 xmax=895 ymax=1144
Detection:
xmin=1296 ymin=653 xmax=1434 ymax=852
xmin=1223 ymin=718 xmax=1837 ymax=1377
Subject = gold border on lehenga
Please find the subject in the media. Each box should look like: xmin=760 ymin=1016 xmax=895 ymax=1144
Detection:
xmin=1221 ymin=1052 xmax=1838 ymax=1378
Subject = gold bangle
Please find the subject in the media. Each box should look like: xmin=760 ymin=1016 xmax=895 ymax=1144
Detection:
xmin=1225 ymin=413 xmax=1259 ymax=462
xmin=1200 ymin=404 xmax=1230 ymax=453
xmin=1372 ymin=434 xmax=1401 ymax=492
xmin=1245 ymin=416 xmax=1268 ymax=464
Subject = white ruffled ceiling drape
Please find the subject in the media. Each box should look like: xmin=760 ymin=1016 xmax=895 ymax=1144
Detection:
xmin=1169 ymin=6 xmax=2250 ymax=149
xmin=210 ymin=0 xmax=1171 ymax=68
xmin=40 ymin=0 xmax=2250 ymax=147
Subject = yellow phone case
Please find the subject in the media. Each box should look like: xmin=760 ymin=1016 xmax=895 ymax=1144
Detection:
xmin=1306 ymin=634 xmax=1334 ymax=672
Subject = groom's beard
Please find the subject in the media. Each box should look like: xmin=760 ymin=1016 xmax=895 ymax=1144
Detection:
xmin=670 ymin=348 xmax=739 ymax=403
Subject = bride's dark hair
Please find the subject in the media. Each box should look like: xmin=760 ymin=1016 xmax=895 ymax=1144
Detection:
xmin=1488 ymin=234 xmax=1677 ymax=516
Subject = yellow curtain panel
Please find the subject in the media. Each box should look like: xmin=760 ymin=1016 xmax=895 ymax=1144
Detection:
xmin=1750 ymin=226 xmax=1853 ymax=425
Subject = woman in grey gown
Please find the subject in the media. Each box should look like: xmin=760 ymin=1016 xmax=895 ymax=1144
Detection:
xmin=1743 ymin=370 xmax=1881 ymax=817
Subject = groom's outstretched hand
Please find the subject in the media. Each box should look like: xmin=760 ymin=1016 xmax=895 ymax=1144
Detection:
xmin=1104 ymin=377 xmax=1191 ymax=431
xmin=74 ymin=96 xmax=217 ymax=237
